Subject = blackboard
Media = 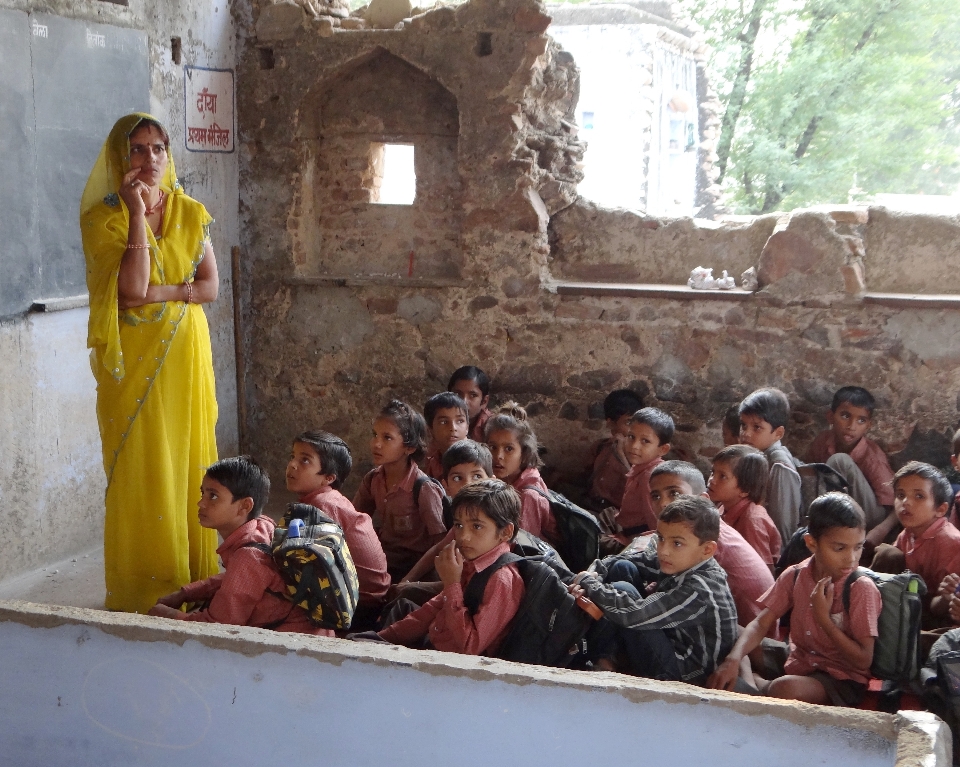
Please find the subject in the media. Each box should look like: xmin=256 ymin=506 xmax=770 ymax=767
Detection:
xmin=0 ymin=10 xmax=149 ymax=318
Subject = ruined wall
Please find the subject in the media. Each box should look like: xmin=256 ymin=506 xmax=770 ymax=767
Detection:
xmin=0 ymin=0 xmax=239 ymax=580
xmin=240 ymin=0 xmax=960 ymax=509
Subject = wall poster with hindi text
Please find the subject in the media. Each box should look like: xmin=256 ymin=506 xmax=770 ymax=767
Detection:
xmin=184 ymin=66 xmax=234 ymax=153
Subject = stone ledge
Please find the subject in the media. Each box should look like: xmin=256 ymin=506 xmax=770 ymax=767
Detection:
xmin=286 ymin=275 xmax=469 ymax=289
xmin=863 ymin=292 xmax=960 ymax=310
xmin=552 ymin=281 xmax=755 ymax=301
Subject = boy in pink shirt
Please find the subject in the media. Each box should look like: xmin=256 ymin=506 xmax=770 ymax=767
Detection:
xmin=448 ymin=365 xmax=493 ymax=443
xmin=375 ymin=479 xmax=525 ymax=656
xmin=708 ymin=444 xmax=781 ymax=570
xmin=805 ymin=386 xmax=895 ymax=545
xmin=710 ymin=492 xmax=881 ymax=707
xmin=286 ymin=430 xmax=390 ymax=630
xmin=584 ymin=389 xmax=644 ymax=512
xmin=149 ymin=457 xmax=331 ymax=636
xmin=617 ymin=407 xmax=673 ymax=537
xmin=421 ymin=392 xmax=469 ymax=480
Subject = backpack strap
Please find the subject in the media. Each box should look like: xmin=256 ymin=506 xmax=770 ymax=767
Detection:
xmin=463 ymin=552 xmax=523 ymax=616
xmin=414 ymin=474 xmax=452 ymax=528
xmin=841 ymin=567 xmax=871 ymax=613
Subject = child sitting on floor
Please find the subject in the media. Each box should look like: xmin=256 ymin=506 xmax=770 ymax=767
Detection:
xmin=376 ymin=480 xmax=525 ymax=656
xmin=421 ymin=392 xmax=470 ymax=480
xmin=709 ymin=492 xmax=881 ymax=706
xmin=708 ymin=444 xmax=780 ymax=571
xmin=584 ymin=388 xmax=644 ymax=513
xmin=571 ymin=495 xmax=738 ymax=683
xmin=149 ymin=456 xmax=330 ymax=635
xmin=485 ymin=402 xmax=559 ymax=547
xmin=649 ymin=461 xmax=774 ymax=628
xmin=616 ymin=407 xmax=674 ymax=538
xmin=448 ymin=365 xmax=493 ymax=442
xmin=804 ymin=386 xmax=895 ymax=545
xmin=286 ymin=431 xmax=390 ymax=630
xmin=873 ymin=461 xmax=960 ymax=624
xmin=738 ymin=387 xmax=801 ymax=545
xmin=353 ymin=400 xmax=447 ymax=582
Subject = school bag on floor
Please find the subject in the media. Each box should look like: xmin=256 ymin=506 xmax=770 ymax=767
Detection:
xmin=522 ymin=486 xmax=601 ymax=573
xmin=842 ymin=567 xmax=926 ymax=683
xmin=463 ymin=553 xmax=594 ymax=668
xmin=263 ymin=503 xmax=361 ymax=630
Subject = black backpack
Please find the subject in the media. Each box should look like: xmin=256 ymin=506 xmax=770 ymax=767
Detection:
xmin=522 ymin=486 xmax=601 ymax=573
xmin=463 ymin=553 xmax=593 ymax=667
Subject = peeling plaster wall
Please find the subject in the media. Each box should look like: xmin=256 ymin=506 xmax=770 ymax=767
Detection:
xmin=0 ymin=0 xmax=239 ymax=580
xmin=1 ymin=601 xmax=943 ymax=766
xmin=239 ymin=0 xmax=960 ymax=510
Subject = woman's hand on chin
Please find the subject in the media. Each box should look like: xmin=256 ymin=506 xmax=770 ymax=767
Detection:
xmin=119 ymin=168 xmax=150 ymax=216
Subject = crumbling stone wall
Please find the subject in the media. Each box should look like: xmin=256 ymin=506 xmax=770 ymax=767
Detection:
xmin=239 ymin=0 xmax=960 ymax=506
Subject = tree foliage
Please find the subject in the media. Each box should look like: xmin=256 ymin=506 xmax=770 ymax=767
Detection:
xmin=686 ymin=0 xmax=960 ymax=213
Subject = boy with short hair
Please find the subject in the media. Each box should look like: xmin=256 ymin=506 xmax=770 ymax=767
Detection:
xmin=149 ymin=456 xmax=331 ymax=635
xmin=616 ymin=407 xmax=674 ymax=536
xmin=286 ymin=431 xmax=390 ymax=628
xmin=739 ymin=387 xmax=802 ymax=545
xmin=805 ymin=386 xmax=895 ymax=543
xmin=572 ymin=495 xmax=737 ymax=683
xmin=448 ymin=366 xmax=492 ymax=442
xmin=710 ymin=493 xmax=881 ymax=707
xmin=650 ymin=461 xmax=774 ymax=628
xmin=875 ymin=462 xmax=960 ymax=622
xmin=585 ymin=388 xmax=644 ymax=512
xmin=377 ymin=479 xmax=524 ymax=656
xmin=422 ymin=392 xmax=470 ymax=480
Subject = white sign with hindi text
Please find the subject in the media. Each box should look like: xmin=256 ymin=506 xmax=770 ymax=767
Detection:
xmin=184 ymin=66 xmax=234 ymax=153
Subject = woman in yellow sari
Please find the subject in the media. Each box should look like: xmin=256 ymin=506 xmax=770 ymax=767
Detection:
xmin=81 ymin=113 xmax=220 ymax=613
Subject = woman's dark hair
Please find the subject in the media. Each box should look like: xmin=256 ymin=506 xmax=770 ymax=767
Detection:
xmin=630 ymin=407 xmax=675 ymax=445
xmin=713 ymin=444 xmax=769 ymax=504
xmin=484 ymin=401 xmax=542 ymax=469
xmin=424 ymin=391 xmax=469 ymax=428
xmin=130 ymin=117 xmax=171 ymax=148
xmin=205 ymin=456 xmax=270 ymax=520
xmin=807 ymin=492 xmax=866 ymax=539
xmin=659 ymin=495 xmax=720 ymax=544
xmin=441 ymin=439 xmax=493 ymax=478
xmin=893 ymin=461 xmax=953 ymax=509
xmin=293 ymin=431 xmax=352 ymax=489
xmin=447 ymin=366 xmax=491 ymax=397
xmin=450 ymin=479 xmax=521 ymax=541
xmin=377 ymin=400 xmax=427 ymax=461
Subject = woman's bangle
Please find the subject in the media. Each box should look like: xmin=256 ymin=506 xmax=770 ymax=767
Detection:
xmin=126 ymin=243 xmax=150 ymax=250
xmin=184 ymin=280 xmax=193 ymax=305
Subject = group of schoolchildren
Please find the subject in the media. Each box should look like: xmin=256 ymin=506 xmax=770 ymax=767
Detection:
xmin=147 ymin=365 xmax=960 ymax=711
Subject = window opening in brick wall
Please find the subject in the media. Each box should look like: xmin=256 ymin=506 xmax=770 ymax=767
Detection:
xmin=369 ymin=143 xmax=416 ymax=205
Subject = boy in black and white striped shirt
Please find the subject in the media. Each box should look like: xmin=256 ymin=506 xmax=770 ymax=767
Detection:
xmin=571 ymin=496 xmax=738 ymax=684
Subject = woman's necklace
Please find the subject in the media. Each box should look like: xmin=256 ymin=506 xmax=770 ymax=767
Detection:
xmin=144 ymin=189 xmax=164 ymax=216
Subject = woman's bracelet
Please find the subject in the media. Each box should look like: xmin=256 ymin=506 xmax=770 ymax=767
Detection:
xmin=126 ymin=243 xmax=150 ymax=250
xmin=184 ymin=280 xmax=194 ymax=305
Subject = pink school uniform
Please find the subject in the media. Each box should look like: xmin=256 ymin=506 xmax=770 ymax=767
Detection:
xmin=806 ymin=431 xmax=895 ymax=507
xmin=895 ymin=516 xmax=960 ymax=595
xmin=617 ymin=457 xmax=664 ymax=533
xmin=721 ymin=497 xmax=782 ymax=567
xmin=511 ymin=466 xmax=559 ymax=547
xmin=715 ymin=520 xmax=776 ymax=627
xmin=587 ymin=438 xmax=629 ymax=508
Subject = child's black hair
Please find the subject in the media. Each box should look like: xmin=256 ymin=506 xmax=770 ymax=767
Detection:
xmin=450 ymin=479 xmax=521 ymax=541
xmin=713 ymin=444 xmax=769 ymax=504
xmin=651 ymin=460 xmax=707 ymax=495
xmin=806 ymin=492 xmax=866 ymax=539
xmin=424 ymin=391 xmax=469 ymax=428
xmin=293 ymin=431 xmax=352 ymax=490
xmin=630 ymin=407 xmax=675 ymax=446
xmin=484 ymin=401 xmax=543 ymax=469
xmin=739 ymin=387 xmax=791 ymax=431
xmin=952 ymin=428 xmax=960 ymax=457
xmin=893 ymin=461 xmax=953 ymax=509
xmin=442 ymin=439 xmax=493 ymax=478
xmin=205 ymin=456 xmax=270 ymax=520
xmin=603 ymin=388 xmax=644 ymax=421
xmin=447 ymin=365 xmax=491 ymax=398
xmin=831 ymin=386 xmax=876 ymax=416
xmin=722 ymin=406 xmax=741 ymax=438
xmin=377 ymin=400 xmax=428 ymax=462
xmin=659 ymin=495 xmax=720 ymax=544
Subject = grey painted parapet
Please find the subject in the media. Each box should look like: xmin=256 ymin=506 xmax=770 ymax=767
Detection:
xmin=0 ymin=600 xmax=948 ymax=766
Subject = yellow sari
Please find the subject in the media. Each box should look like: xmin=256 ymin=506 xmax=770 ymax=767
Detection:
xmin=80 ymin=114 xmax=219 ymax=613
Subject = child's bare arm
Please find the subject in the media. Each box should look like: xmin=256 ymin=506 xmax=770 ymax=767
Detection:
xmin=708 ymin=609 xmax=778 ymax=691
xmin=810 ymin=577 xmax=875 ymax=669
xmin=154 ymin=589 xmax=188 ymax=608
